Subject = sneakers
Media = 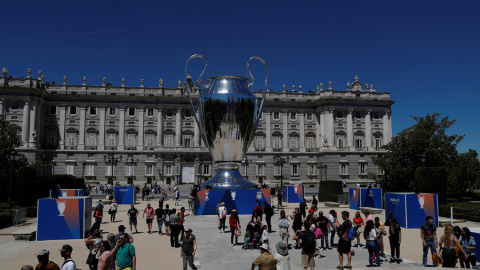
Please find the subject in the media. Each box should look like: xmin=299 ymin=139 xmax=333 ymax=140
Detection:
xmin=327 ymin=248 xmax=333 ymax=251
xmin=336 ymin=266 xmax=343 ymax=270
xmin=320 ymin=248 xmax=325 ymax=251
xmin=231 ymin=244 xmax=234 ymax=247
xmin=389 ymin=259 xmax=395 ymax=263
xmin=219 ymin=230 xmax=222 ymax=233
xmin=135 ymin=229 xmax=139 ymax=233
xmin=344 ymin=265 xmax=352 ymax=269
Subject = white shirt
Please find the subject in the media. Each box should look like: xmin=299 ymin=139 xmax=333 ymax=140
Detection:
xmin=218 ymin=206 xmax=226 ymax=218
xmin=366 ymin=229 xmax=377 ymax=241
xmin=61 ymin=259 xmax=76 ymax=270
xmin=328 ymin=214 xmax=336 ymax=231
xmin=275 ymin=253 xmax=291 ymax=270
xmin=262 ymin=230 xmax=269 ymax=241
xmin=110 ymin=203 xmax=118 ymax=211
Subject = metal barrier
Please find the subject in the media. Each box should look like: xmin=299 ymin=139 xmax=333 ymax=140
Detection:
xmin=12 ymin=208 xmax=27 ymax=226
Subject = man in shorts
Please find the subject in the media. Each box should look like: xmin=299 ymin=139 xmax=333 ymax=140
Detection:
xmin=143 ymin=203 xmax=154 ymax=234
xmin=293 ymin=228 xmax=317 ymax=270
xmin=336 ymin=211 xmax=353 ymax=269
xmin=127 ymin=204 xmax=139 ymax=234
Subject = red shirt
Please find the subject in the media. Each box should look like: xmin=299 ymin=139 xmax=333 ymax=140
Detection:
xmin=144 ymin=207 xmax=154 ymax=219
xmin=179 ymin=212 xmax=185 ymax=225
xmin=229 ymin=216 xmax=240 ymax=229
xmin=353 ymin=216 xmax=364 ymax=226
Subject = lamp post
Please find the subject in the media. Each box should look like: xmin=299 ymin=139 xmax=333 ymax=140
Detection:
xmin=104 ymin=152 xmax=122 ymax=185
xmin=7 ymin=151 xmax=18 ymax=212
xmin=274 ymin=157 xmax=288 ymax=189
xmin=317 ymin=163 xmax=327 ymax=197
xmin=82 ymin=161 xmax=87 ymax=180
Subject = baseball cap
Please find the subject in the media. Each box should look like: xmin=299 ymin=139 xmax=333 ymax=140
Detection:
xmin=308 ymin=209 xmax=315 ymax=213
xmin=118 ymin=225 xmax=126 ymax=231
xmin=36 ymin=249 xmax=49 ymax=256
xmin=59 ymin=244 xmax=73 ymax=252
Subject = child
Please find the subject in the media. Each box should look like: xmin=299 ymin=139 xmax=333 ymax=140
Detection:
xmin=261 ymin=225 xmax=269 ymax=245
xmin=243 ymin=230 xmax=252 ymax=250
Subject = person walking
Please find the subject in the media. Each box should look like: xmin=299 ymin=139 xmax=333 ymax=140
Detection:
xmin=317 ymin=211 xmax=330 ymax=251
xmin=127 ymin=204 xmax=139 ymax=234
xmin=364 ymin=220 xmax=381 ymax=267
xmin=254 ymin=201 xmax=264 ymax=222
xmin=352 ymin=211 xmax=364 ymax=247
xmin=336 ymin=211 xmax=353 ymax=269
xmin=111 ymin=233 xmax=136 ymax=270
xmin=229 ymin=209 xmax=241 ymax=247
xmin=155 ymin=203 xmax=165 ymax=235
xmin=421 ymin=216 xmax=438 ymax=267
xmin=388 ymin=217 xmax=401 ymax=264
xmin=114 ymin=225 xmax=133 ymax=243
xmin=264 ymin=201 xmax=274 ymax=233
xmin=218 ymin=202 xmax=227 ymax=233
xmin=277 ymin=189 xmax=283 ymax=210
xmin=109 ymin=200 xmax=118 ymax=223
xmin=85 ymin=230 xmax=102 ymax=270
xmin=170 ymin=208 xmax=180 ymax=247
xmin=328 ymin=210 xmax=337 ymax=248
xmin=278 ymin=210 xmax=290 ymax=246
xmin=291 ymin=208 xmax=303 ymax=249
xmin=275 ymin=241 xmax=291 ymax=270
xmin=179 ymin=207 xmax=190 ymax=242
xmin=311 ymin=195 xmax=318 ymax=211
xmin=251 ymin=243 xmax=276 ymax=270
xmin=164 ymin=204 xmax=172 ymax=236
xmin=293 ymin=226 xmax=317 ymax=270
xmin=97 ymin=241 xmax=115 ymax=270
xmin=59 ymin=244 xmax=75 ymax=270
xmin=181 ymin=226 xmax=198 ymax=270
xmin=299 ymin=199 xmax=307 ymax=218
xmin=94 ymin=205 xmax=103 ymax=224
xmin=35 ymin=249 xmax=60 ymax=270
xmin=439 ymin=224 xmax=466 ymax=268
xmin=459 ymin=227 xmax=477 ymax=268
xmin=188 ymin=193 xmax=194 ymax=213
xmin=143 ymin=203 xmax=154 ymax=234
xmin=175 ymin=189 xmax=180 ymax=206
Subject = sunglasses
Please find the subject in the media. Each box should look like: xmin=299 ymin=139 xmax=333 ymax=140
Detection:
xmin=119 ymin=237 xmax=125 ymax=240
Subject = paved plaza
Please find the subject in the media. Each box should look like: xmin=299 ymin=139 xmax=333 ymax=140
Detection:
xmin=0 ymin=189 xmax=478 ymax=269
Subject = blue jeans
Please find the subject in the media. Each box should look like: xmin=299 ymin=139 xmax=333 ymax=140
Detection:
xmin=244 ymin=237 xmax=251 ymax=248
xmin=422 ymin=240 xmax=437 ymax=267
xmin=366 ymin=240 xmax=381 ymax=266
xmin=157 ymin=217 xmax=163 ymax=234
xmin=321 ymin=230 xmax=329 ymax=248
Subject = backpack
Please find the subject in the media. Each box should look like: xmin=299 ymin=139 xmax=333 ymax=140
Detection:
xmin=165 ymin=210 xmax=171 ymax=222
xmin=315 ymin=227 xmax=323 ymax=239
xmin=348 ymin=222 xmax=356 ymax=241
xmin=254 ymin=206 xmax=262 ymax=216
xmin=265 ymin=205 xmax=274 ymax=216
xmin=303 ymin=230 xmax=316 ymax=254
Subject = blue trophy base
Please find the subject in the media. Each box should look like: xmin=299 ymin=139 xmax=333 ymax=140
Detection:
xmin=200 ymin=169 xmax=256 ymax=189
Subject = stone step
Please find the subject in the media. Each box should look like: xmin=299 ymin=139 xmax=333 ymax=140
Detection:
xmin=12 ymin=226 xmax=36 ymax=241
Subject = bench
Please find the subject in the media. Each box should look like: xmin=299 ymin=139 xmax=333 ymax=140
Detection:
xmin=12 ymin=208 xmax=27 ymax=227
xmin=12 ymin=226 xmax=36 ymax=241
xmin=359 ymin=207 xmax=383 ymax=215
xmin=324 ymin=202 xmax=341 ymax=207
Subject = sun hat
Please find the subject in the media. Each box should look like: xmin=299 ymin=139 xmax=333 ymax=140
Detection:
xmin=36 ymin=249 xmax=49 ymax=256
xmin=260 ymin=243 xmax=270 ymax=251
xmin=276 ymin=242 xmax=288 ymax=256
xmin=232 ymin=209 xmax=237 ymax=212
xmin=184 ymin=226 xmax=193 ymax=232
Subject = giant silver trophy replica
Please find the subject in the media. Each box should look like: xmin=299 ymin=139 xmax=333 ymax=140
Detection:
xmin=185 ymin=54 xmax=267 ymax=189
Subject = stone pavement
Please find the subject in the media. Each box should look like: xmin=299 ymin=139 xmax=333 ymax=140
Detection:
xmin=1 ymin=193 xmax=479 ymax=269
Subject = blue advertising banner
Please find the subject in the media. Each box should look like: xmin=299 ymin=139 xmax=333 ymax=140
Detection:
xmin=360 ymin=188 xmax=383 ymax=209
xmin=194 ymin=189 xmax=271 ymax=215
xmin=50 ymin=189 xmax=85 ymax=197
xmin=37 ymin=196 xmax=92 ymax=241
xmin=406 ymin=193 xmax=438 ymax=229
xmin=349 ymin=188 xmax=361 ymax=210
xmin=114 ymin=186 xmax=136 ymax=205
xmin=470 ymin=229 xmax=480 ymax=260
xmin=385 ymin=193 xmax=407 ymax=228
xmin=282 ymin=186 xmax=304 ymax=203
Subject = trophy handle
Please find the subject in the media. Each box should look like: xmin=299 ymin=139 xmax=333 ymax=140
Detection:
xmin=247 ymin=56 xmax=268 ymax=129
xmin=185 ymin=54 xmax=208 ymax=147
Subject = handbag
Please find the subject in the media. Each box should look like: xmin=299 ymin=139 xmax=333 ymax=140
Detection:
xmin=86 ymin=253 xmax=96 ymax=265
xmin=235 ymin=226 xmax=242 ymax=237
xmin=108 ymin=209 xmax=112 ymax=215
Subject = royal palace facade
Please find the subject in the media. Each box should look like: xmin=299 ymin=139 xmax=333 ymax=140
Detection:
xmin=0 ymin=67 xmax=394 ymax=188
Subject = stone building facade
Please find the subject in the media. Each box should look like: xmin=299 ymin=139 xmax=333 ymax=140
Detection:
xmin=0 ymin=67 xmax=394 ymax=188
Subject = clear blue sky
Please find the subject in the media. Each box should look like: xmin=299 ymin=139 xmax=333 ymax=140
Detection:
xmin=2 ymin=1 xmax=479 ymax=153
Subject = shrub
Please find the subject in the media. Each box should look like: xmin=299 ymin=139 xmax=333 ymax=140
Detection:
xmin=0 ymin=212 xmax=13 ymax=229
xmin=26 ymin=206 xmax=37 ymax=217
xmin=458 ymin=197 xmax=470 ymax=202
xmin=17 ymin=167 xmax=37 ymax=206
xmin=446 ymin=198 xmax=458 ymax=204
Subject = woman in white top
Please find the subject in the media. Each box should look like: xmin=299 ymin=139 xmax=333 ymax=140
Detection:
xmin=218 ymin=202 xmax=227 ymax=233
xmin=275 ymin=241 xmax=291 ymax=270
xmin=363 ymin=220 xmax=380 ymax=267
xmin=109 ymin=199 xmax=118 ymax=222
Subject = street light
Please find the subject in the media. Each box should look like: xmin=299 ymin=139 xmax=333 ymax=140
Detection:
xmin=274 ymin=157 xmax=288 ymax=189
xmin=317 ymin=163 xmax=328 ymax=196
xmin=81 ymin=161 xmax=87 ymax=180
xmin=7 ymin=151 xmax=18 ymax=212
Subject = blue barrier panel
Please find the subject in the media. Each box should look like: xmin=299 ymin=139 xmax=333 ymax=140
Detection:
xmin=50 ymin=189 xmax=85 ymax=197
xmin=406 ymin=193 xmax=438 ymax=229
xmin=282 ymin=186 xmax=304 ymax=203
xmin=360 ymin=188 xmax=383 ymax=209
xmin=114 ymin=186 xmax=136 ymax=205
xmin=385 ymin=193 xmax=407 ymax=228
xmin=349 ymin=188 xmax=361 ymax=210
xmin=194 ymin=189 xmax=271 ymax=215
xmin=470 ymin=229 xmax=480 ymax=261
xmin=37 ymin=196 xmax=92 ymax=241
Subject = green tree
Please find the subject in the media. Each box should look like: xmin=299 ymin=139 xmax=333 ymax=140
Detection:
xmin=450 ymin=149 xmax=480 ymax=194
xmin=373 ymin=113 xmax=479 ymax=194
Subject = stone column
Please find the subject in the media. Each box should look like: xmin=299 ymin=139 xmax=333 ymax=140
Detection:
xmin=282 ymin=110 xmax=289 ymax=151
xmin=98 ymin=107 xmax=105 ymax=150
xmin=316 ymin=110 xmax=321 ymax=148
xmin=175 ymin=109 xmax=182 ymax=147
xmin=175 ymin=157 xmax=181 ymax=185
xmin=265 ymin=112 xmax=272 ymax=151
xmin=118 ymin=108 xmax=125 ymax=150
xmin=28 ymin=100 xmax=36 ymax=147
xmin=0 ymin=98 xmax=4 ymax=118
xmin=36 ymin=101 xmax=43 ymax=145
xmin=137 ymin=107 xmax=144 ymax=150
xmin=58 ymin=105 xmax=66 ymax=150
xmin=327 ymin=109 xmax=334 ymax=147
xmin=319 ymin=110 xmax=325 ymax=148
xmin=22 ymin=99 xmax=30 ymax=148
xmin=365 ymin=110 xmax=372 ymax=149
xmin=383 ymin=110 xmax=392 ymax=144
xmin=347 ymin=109 xmax=354 ymax=148
xmin=194 ymin=109 xmax=199 ymax=147
xmin=78 ymin=107 xmax=86 ymax=150
xmin=157 ymin=108 xmax=163 ymax=147
xmin=299 ymin=112 xmax=305 ymax=151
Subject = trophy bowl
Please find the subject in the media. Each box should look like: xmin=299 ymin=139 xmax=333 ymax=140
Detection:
xmin=185 ymin=55 xmax=267 ymax=189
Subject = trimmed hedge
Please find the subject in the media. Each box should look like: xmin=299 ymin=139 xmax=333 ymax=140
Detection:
xmin=0 ymin=212 xmax=13 ymax=229
xmin=26 ymin=206 xmax=37 ymax=217
xmin=36 ymin=175 xmax=84 ymax=199
xmin=318 ymin=181 xmax=343 ymax=202
xmin=415 ymin=167 xmax=447 ymax=204
xmin=17 ymin=167 xmax=37 ymax=206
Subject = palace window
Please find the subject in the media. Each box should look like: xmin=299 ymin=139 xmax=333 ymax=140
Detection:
xmin=203 ymin=165 xmax=210 ymax=175
xmin=126 ymin=164 xmax=134 ymax=176
xmin=290 ymin=112 xmax=296 ymax=120
xmin=147 ymin=108 xmax=154 ymax=116
xmin=125 ymin=133 xmax=137 ymax=148
xmin=166 ymin=165 xmax=172 ymax=175
xmin=306 ymin=113 xmax=313 ymax=120
xmin=164 ymin=134 xmax=174 ymax=147
xmin=166 ymin=109 xmax=173 ymax=117
xmin=11 ymin=101 xmax=19 ymax=110
xmin=185 ymin=109 xmax=192 ymax=118
xmin=341 ymin=164 xmax=348 ymax=175
xmin=360 ymin=163 xmax=367 ymax=175
xmin=107 ymin=165 xmax=113 ymax=176
xmin=146 ymin=165 xmax=153 ymax=175
xmin=308 ymin=164 xmax=315 ymax=175
xmin=145 ymin=133 xmax=156 ymax=148
xmin=254 ymin=135 xmax=265 ymax=150
xmin=273 ymin=112 xmax=280 ymax=120
xmin=257 ymin=164 xmax=264 ymax=176
xmin=292 ymin=164 xmax=298 ymax=175
xmin=65 ymin=133 xmax=77 ymax=147
xmin=87 ymin=165 xmax=95 ymax=176
xmin=89 ymin=107 xmax=96 ymax=116
xmin=109 ymin=107 xmax=116 ymax=115
xmin=106 ymin=133 xmax=117 ymax=148
xmin=128 ymin=108 xmax=135 ymax=116
xmin=66 ymin=164 xmax=74 ymax=175
xmin=69 ymin=106 xmax=77 ymax=115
